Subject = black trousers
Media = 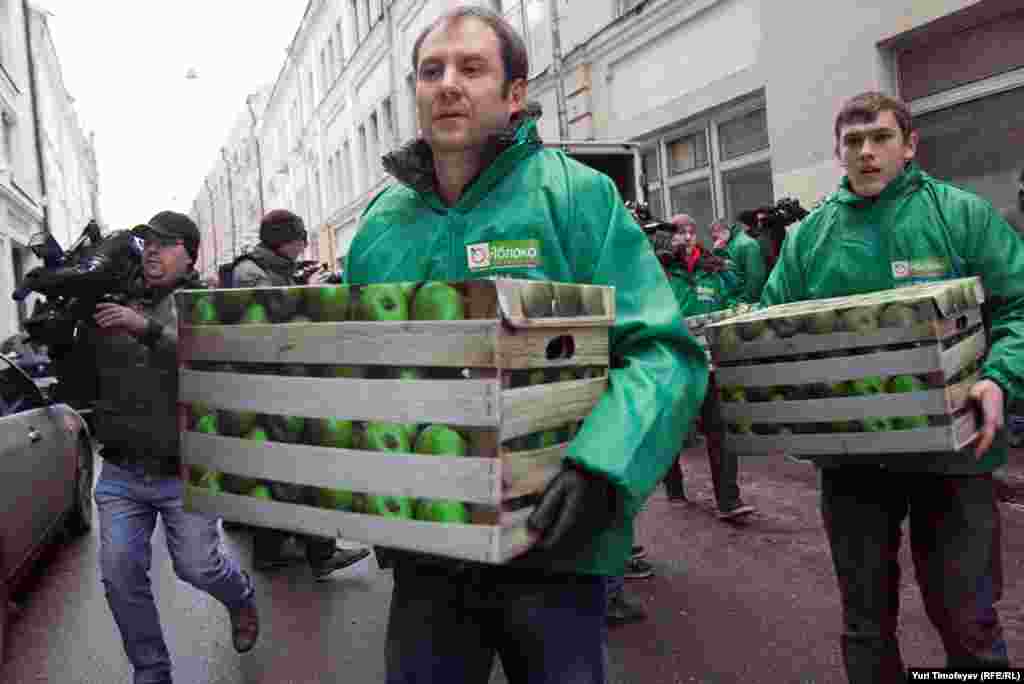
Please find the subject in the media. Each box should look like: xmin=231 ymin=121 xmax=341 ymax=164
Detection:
xmin=820 ymin=466 xmax=1008 ymax=683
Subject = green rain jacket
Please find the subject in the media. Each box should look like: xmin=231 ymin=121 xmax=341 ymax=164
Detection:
xmin=346 ymin=116 xmax=708 ymax=575
xmin=761 ymin=162 xmax=1024 ymax=474
xmin=665 ymin=255 xmax=739 ymax=317
xmin=717 ymin=225 xmax=767 ymax=303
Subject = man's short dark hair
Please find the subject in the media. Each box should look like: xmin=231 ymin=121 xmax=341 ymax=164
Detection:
xmin=834 ymin=91 xmax=914 ymax=151
xmin=411 ymin=5 xmax=529 ymax=97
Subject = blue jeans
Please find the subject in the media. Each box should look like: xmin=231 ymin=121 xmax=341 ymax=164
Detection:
xmin=95 ymin=459 xmax=254 ymax=684
xmin=386 ymin=561 xmax=608 ymax=683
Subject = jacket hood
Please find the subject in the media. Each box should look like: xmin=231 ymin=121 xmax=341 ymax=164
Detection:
xmin=381 ymin=107 xmax=543 ymax=198
xmin=835 ymin=161 xmax=924 ymax=206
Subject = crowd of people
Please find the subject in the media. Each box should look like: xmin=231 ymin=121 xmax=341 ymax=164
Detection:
xmin=22 ymin=4 xmax=1024 ymax=683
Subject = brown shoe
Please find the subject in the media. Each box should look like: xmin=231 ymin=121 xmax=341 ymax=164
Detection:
xmin=229 ymin=597 xmax=260 ymax=654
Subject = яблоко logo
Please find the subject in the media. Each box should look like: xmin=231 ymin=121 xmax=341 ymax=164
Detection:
xmin=467 ymin=239 xmax=540 ymax=271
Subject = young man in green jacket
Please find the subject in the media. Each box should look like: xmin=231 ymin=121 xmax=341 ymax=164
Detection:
xmin=345 ymin=6 xmax=707 ymax=682
xmin=761 ymin=91 xmax=1022 ymax=681
xmin=710 ymin=217 xmax=766 ymax=303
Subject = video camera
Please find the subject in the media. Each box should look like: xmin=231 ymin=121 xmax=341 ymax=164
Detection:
xmin=294 ymin=260 xmax=343 ymax=285
xmin=626 ymin=200 xmax=678 ymax=266
xmin=13 ymin=220 xmax=144 ymax=407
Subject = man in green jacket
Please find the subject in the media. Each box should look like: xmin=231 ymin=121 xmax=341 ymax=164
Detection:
xmin=710 ymin=217 xmax=766 ymax=303
xmin=346 ymin=6 xmax=707 ymax=682
xmin=230 ymin=209 xmax=371 ymax=578
xmin=761 ymin=91 xmax=1021 ymax=681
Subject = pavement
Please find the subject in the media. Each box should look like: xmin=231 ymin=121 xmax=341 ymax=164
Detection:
xmin=4 ymin=445 xmax=1024 ymax=683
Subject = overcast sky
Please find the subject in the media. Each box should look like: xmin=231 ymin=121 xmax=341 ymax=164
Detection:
xmin=36 ymin=0 xmax=308 ymax=231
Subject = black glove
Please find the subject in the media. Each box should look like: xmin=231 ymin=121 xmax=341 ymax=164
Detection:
xmin=527 ymin=463 xmax=618 ymax=551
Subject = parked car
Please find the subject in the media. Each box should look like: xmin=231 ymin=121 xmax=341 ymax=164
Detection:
xmin=0 ymin=352 xmax=93 ymax=662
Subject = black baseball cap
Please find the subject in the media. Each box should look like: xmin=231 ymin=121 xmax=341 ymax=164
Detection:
xmin=134 ymin=211 xmax=200 ymax=261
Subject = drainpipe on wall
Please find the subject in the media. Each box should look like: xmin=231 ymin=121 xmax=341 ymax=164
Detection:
xmin=221 ymin=147 xmax=237 ymax=259
xmin=204 ymin=178 xmax=219 ymax=269
xmin=23 ymin=0 xmax=50 ymax=234
xmin=547 ymin=0 xmax=569 ymax=140
xmin=246 ymin=94 xmax=266 ymax=218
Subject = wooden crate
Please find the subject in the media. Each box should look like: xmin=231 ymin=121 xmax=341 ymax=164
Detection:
xmin=685 ymin=305 xmax=758 ymax=363
xmin=175 ymin=279 xmax=615 ymax=564
xmin=705 ymin=277 xmax=986 ymax=459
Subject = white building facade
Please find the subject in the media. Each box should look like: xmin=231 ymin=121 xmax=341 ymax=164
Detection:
xmin=0 ymin=1 xmax=100 ymax=343
xmin=193 ymin=0 xmax=1024 ymax=271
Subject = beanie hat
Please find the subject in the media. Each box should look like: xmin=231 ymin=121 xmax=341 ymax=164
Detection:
xmin=260 ymin=209 xmax=307 ymax=248
xmin=136 ymin=210 xmax=200 ymax=262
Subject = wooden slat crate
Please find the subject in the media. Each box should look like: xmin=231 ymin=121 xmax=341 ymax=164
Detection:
xmin=685 ymin=304 xmax=758 ymax=364
xmin=175 ymin=279 xmax=615 ymax=564
xmin=705 ymin=277 xmax=986 ymax=459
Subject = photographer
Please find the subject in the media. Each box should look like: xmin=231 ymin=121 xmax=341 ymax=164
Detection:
xmin=228 ymin=208 xmax=371 ymax=578
xmin=710 ymin=216 xmax=766 ymax=303
xmin=88 ymin=211 xmax=259 ymax=681
xmin=738 ymin=199 xmax=809 ymax=274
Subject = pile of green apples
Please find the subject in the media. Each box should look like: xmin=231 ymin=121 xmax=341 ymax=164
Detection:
xmin=719 ymin=372 xmax=941 ymax=435
xmin=716 ymin=301 xmax=934 ymax=351
xmin=187 ymin=280 xmax=468 ymax=327
xmin=188 ymin=405 xmax=474 ymax=524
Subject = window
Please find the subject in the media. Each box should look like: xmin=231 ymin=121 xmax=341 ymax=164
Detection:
xmin=722 ymin=161 xmax=774 ymax=219
xmin=382 ymin=97 xmax=395 ymax=150
xmin=619 ymin=0 xmax=645 ymax=15
xmin=357 ymin=126 xmax=368 ymax=193
xmin=718 ymin=107 xmax=769 ymax=161
xmin=351 ymin=0 xmax=361 ymax=44
xmin=915 ymin=85 xmax=1024 ymax=216
xmin=667 ymin=131 xmax=708 ymax=174
xmin=641 ymin=148 xmax=660 ymax=183
xmin=369 ymin=112 xmax=381 ymax=179
xmin=1 ymin=110 xmax=15 ymax=174
xmin=644 ymin=97 xmax=772 ymax=230
xmin=669 ymin=180 xmax=714 ymax=244
xmin=335 ymin=21 xmax=346 ymax=65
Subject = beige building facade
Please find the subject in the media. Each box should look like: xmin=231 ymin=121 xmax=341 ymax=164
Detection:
xmin=0 ymin=1 xmax=100 ymax=342
xmin=193 ymin=0 xmax=1023 ymax=274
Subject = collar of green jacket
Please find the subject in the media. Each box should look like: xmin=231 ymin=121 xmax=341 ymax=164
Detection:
xmin=835 ymin=161 xmax=924 ymax=207
xmin=381 ymin=110 xmax=543 ymax=211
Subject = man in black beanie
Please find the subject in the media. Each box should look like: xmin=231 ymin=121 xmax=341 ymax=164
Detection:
xmin=229 ymin=209 xmax=371 ymax=578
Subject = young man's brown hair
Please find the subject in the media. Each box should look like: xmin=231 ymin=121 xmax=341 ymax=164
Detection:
xmin=833 ymin=91 xmax=914 ymax=153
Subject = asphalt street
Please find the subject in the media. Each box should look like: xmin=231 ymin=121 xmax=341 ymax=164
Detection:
xmin=4 ymin=446 xmax=1024 ymax=684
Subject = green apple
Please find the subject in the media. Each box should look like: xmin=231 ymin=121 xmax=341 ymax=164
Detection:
xmin=308 ymin=284 xmax=350 ymax=322
xmin=215 ymin=290 xmax=253 ymax=324
xmin=552 ymin=283 xmax=584 ymax=317
xmin=191 ymin=296 xmax=219 ymax=325
xmin=191 ymin=401 xmax=214 ymax=423
xmin=528 ymin=369 xmax=548 ymax=386
xmin=195 ymin=412 xmax=219 ymax=435
xmin=364 ymin=421 xmax=412 ymax=453
xmin=414 ymin=424 xmax=469 ymax=458
xmin=312 ymin=417 xmax=354 ymax=449
xmin=357 ymin=283 xmax=409 ymax=321
xmin=326 ymin=365 xmax=367 ymax=379
xmin=261 ymin=287 xmax=304 ymax=323
xmin=365 ymin=495 xmax=414 ymax=518
xmin=397 ymin=282 xmax=419 ymax=306
xmin=315 ymin=487 xmax=355 ymax=511
xmin=411 ymin=281 xmax=465 ymax=321
xmin=886 ymin=374 xmax=926 ymax=394
xmin=879 ymin=303 xmax=918 ymax=329
xmin=581 ymin=286 xmax=607 ymax=316
xmin=847 ymin=376 xmax=885 ymax=397
xmin=713 ymin=325 xmax=742 ymax=355
xmin=240 ymin=302 xmax=270 ymax=324
xmin=756 ymin=326 xmax=779 ymax=342
xmin=719 ymin=385 xmax=746 ymax=403
xmin=892 ymin=415 xmax=930 ymax=430
xmin=196 ymin=469 xmax=223 ymax=493
xmin=246 ymin=483 xmax=273 ymax=500
xmin=839 ymin=305 xmax=881 ymax=334
xmin=266 ymin=414 xmax=306 ymax=443
xmin=218 ymin=410 xmax=259 ymax=437
xmin=862 ymin=417 xmax=893 ymax=432
xmin=414 ymin=498 xmax=469 ymax=524
xmin=737 ymin=319 xmax=767 ymax=341
xmin=727 ymin=418 xmax=753 ymax=434
xmin=770 ymin=317 xmax=803 ymax=339
xmin=805 ymin=310 xmax=838 ymax=335
xmin=521 ymin=282 xmax=555 ymax=318
xmin=393 ymin=367 xmax=425 ymax=381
